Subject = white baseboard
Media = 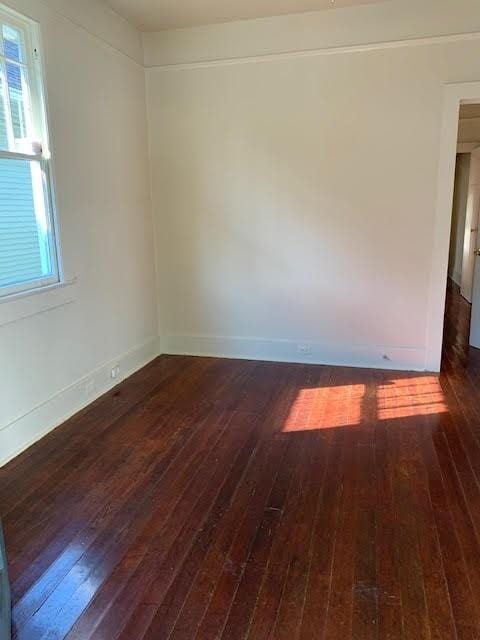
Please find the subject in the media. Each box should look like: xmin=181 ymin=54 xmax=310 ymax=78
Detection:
xmin=163 ymin=334 xmax=428 ymax=373
xmin=0 ymin=337 xmax=161 ymax=468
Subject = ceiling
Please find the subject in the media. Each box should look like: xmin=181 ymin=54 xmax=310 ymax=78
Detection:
xmin=105 ymin=0 xmax=390 ymax=32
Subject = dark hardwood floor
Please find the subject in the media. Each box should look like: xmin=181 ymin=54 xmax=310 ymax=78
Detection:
xmin=3 ymin=281 xmax=480 ymax=639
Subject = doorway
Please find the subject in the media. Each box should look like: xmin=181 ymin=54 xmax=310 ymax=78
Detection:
xmin=427 ymin=83 xmax=480 ymax=372
xmin=445 ymin=104 xmax=480 ymax=359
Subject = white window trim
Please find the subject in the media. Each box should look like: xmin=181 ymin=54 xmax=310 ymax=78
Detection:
xmin=0 ymin=4 xmax=67 ymax=303
xmin=0 ymin=277 xmax=77 ymax=327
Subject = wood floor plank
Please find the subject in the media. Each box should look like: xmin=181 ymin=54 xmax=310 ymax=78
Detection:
xmin=374 ymin=386 xmax=404 ymax=640
xmin=388 ymin=411 xmax=430 ymax=640
xmin=405 ymin=424 xmax=457 ymax=640
xmin=67 ymin=361 xmax=287 ymax=640
xmin=418 ymin=420 xmax=480 ymax=640
xmin=16 ymin=406 xmax=234 ymax=640
xmin=218 ymin=438 xmax=299 ymax=640
xmin=10 ymin=360 xmax=227 ymax=595
xmin=13 ymin=399 xmax=214 ymax=631
xmin=242 ymin=434 xmax=316 ymax=640
xmin=351 ymin=370 xmax=379 ymax=640
xmin=7 ymin=357 xmax=219 ymax=589
xmin=0 ymin=356 xmax=195 ymax=511
xmin=296 ymin=432 xmax=346 ymax=640
xmin=135 ymin=364 xmax=301 ymax=640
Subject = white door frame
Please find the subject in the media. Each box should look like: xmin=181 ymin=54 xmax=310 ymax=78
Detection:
xmin=426 ymin=81 xmax=480 ymax=371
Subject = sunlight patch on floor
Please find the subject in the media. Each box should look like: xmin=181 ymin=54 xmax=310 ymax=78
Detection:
xmin=282 ymin=376 xmax=448 ymax=433
xmin=376 ymin=376 xmax=448 ymax=420
xmin=282 ymin=384 xmax=366 ymax=432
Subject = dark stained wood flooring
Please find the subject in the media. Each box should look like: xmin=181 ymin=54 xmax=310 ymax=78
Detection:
xmin=3 ymin=281 xmax=480 ymax=639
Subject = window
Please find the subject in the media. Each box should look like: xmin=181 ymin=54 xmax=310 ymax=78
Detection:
xmin=0 ymin=5 xmax=60 ymax=298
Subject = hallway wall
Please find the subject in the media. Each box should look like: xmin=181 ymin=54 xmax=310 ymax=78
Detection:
xmin=449 ymin=154 xmax=471 ymax=286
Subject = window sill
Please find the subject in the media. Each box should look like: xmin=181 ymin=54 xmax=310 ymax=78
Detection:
xmin=0 ymin=278 xmax=77 ymax=328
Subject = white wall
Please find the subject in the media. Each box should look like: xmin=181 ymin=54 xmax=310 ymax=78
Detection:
xmin=145 ymin=0 xmax=480 ymax=372
xmin=449 ymin=154 xmax=471 ymax=286
xmin=0 ymin=0 xmax=158 ymax=466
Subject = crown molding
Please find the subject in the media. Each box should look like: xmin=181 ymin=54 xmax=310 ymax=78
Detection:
xmin=146 ymin=30 xmax=480 ymax=72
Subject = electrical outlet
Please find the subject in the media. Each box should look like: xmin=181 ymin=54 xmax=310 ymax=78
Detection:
xmin=111 ymin=366 xmax=121 ymax=380
xmin=298 ymin=344 xmax=312 ymax=356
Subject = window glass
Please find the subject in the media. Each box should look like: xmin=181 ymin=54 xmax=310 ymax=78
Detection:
xmin=0 ymin=8 xmax=61 ymax=297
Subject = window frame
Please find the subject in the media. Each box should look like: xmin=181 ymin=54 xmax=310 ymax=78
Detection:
xmin=0 ymin=3 xmax=63 ymax=300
